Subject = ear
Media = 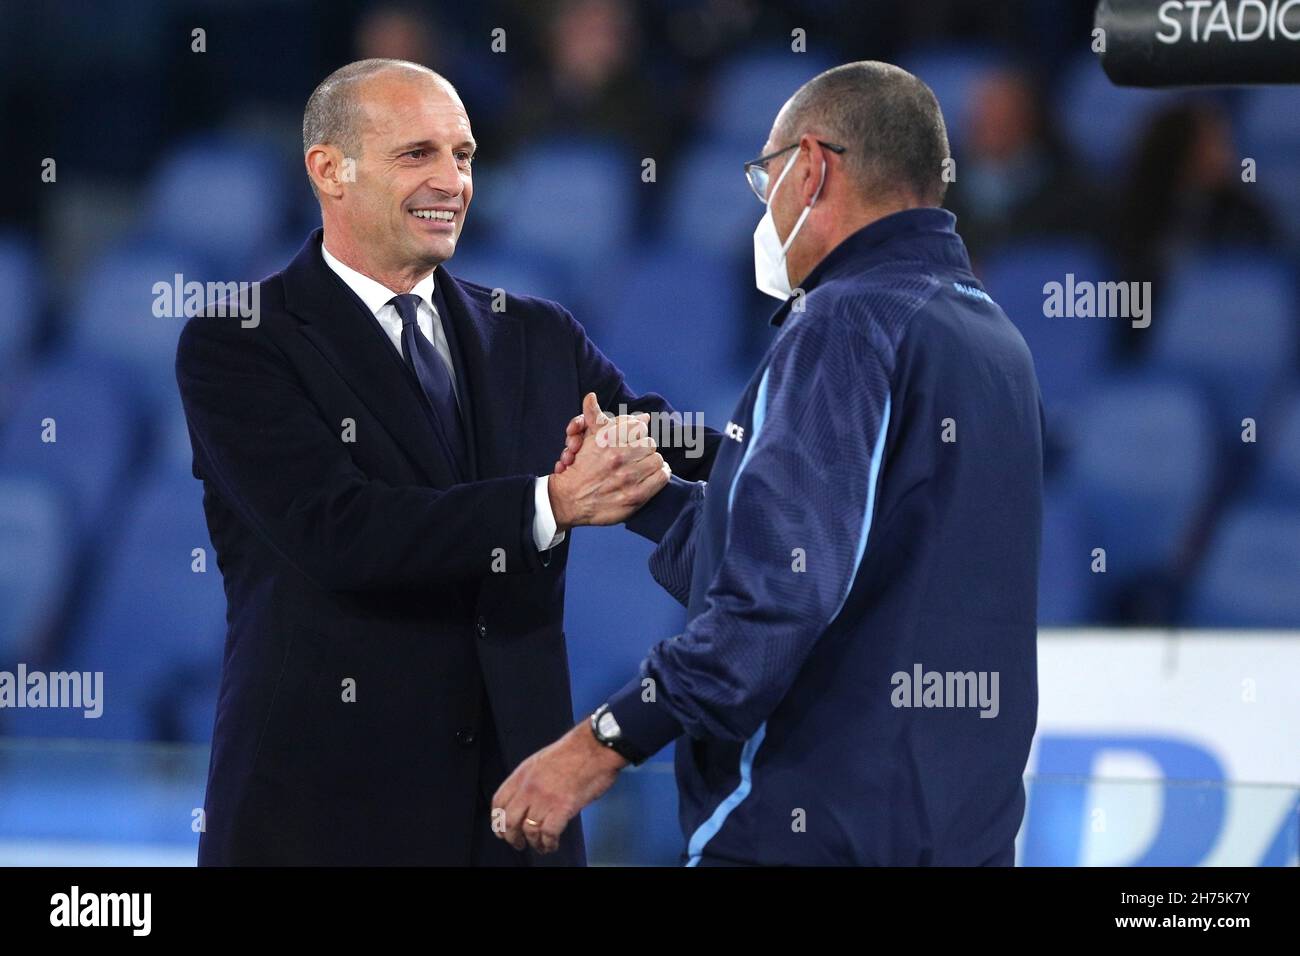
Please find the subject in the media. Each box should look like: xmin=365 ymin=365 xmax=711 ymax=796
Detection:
xmin=305 ymin=144 xmax=348 ymax=199
xmin=798 ymin=134 xmax=825 ymax=206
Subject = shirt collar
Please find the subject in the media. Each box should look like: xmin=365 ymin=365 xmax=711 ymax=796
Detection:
xmin=769 ymin=207 xmax=968 ymax=327
xmin=319 ymin=241 xmax=436 ymax=318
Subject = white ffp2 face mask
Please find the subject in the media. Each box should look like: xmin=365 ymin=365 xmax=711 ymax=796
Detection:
xmin=753 ymin=150 xmax=827 ymax=300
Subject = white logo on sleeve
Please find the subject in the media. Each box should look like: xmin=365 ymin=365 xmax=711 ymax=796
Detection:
xmin=725 ymin=421 xmax=746 ymax=443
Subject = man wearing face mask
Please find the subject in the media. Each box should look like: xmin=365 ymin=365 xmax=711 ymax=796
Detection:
xmin=494 ymin=62 xmax=1044 ymax=866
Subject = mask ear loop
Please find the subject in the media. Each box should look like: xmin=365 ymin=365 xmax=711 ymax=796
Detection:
xmin=765 ymin=149 xmax=800 ymax=206
xmin=809 ymin=156 xmax=828 ymax=205
xmin=778 ymin=156 xmax=827 ymax=258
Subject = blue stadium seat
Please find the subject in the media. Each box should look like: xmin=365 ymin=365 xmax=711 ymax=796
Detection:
xmin=245 ymin=237 xmax=308 ymax=286
xmin=1037 ymin=486 xmax=1092 ymax=625
xmin=1 ymin=465 xmax=226 ymax=742
xmin=1057 ymin=53 xmax=1184 ymax=176
xmin=0 ymin=357 xmax=140 ymax=531
xmin=582 ymin=757 xmax=683 ymax=865
xmin=1238 ymin=88 xmax=1300 ymax=240
xmin=664 ymin=140 xmax=761 ymax=259
xmin=1248 ymin=159 xmax=1300 ymax=246
xmin=498 ymin=138 xmax=635 ymax=280
xmin=145 ymin=135 xmax=287 ymax=273
xmin=1252 ymin=388 xmax=1300 ymax=503
xmin=1068 ymin=379 xmax=1214 ymax=594
xmin=445 ymin=245 xmax=575 ymax=307
xmin=978 ymin=239 xmax=1114 ymax=421
xmin=703 ymin=49 xmax=835 ymax=150
xmin=156 ymin=388 xmax=197 ymax=476
xmin=1151 ymin=253 xmax=1297 ymax=421
xmin=0 ymin=477 xmax=72 ymax=663
xmin=1185 ymin=504 xmax=1300 ymax=627
xmin=70 ymin=243 xmax=212 ymax=410
xmin=562 ymin=525 xmax=687 ymax=718
xmin=1239 ymin=87 xmax=1300 ymax=155
xmin=582 ymin=243 xmax=749 ymax=429
xmin=174 ymin=665 xmax=222 ymax=744
xmin=0 ymin=233 xmax=40 ymax=386
xmin=897 ymin=44 xmax=1004 ymax=151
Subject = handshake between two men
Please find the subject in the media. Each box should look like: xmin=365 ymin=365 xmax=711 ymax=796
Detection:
xmin=546 ymin=392 xmax=672 ymax=532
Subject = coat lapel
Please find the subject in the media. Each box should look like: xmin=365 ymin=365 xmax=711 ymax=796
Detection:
xmin=283 ymin=230 xmax=460 ymax=487
xmin=431 ymin=274 xmax=480 ymax=482
xmin=435 ymin=264 xmax=526 ymax=481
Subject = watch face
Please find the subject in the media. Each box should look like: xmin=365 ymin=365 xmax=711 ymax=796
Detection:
xmin=597 ymin=711 xmax=622 ymax=740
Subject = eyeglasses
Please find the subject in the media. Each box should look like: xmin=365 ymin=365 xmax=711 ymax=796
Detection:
xmin=744 ymin=141 xmax=846 ymax=202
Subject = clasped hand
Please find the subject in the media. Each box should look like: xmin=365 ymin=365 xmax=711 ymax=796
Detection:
xmin=547 ymin=392 xmax=670 ymax=529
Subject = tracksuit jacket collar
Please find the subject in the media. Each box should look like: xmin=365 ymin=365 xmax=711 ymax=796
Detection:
xmin=769 ymin=206 xmax=971 ymax=327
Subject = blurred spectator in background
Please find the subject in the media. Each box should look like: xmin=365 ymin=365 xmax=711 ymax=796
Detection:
xmin=946 ymin=67 xmax=1102 ymax=265
xmin=355 ymin=3 xmax=438 ymax=64
xmin=1117 ymin=100 xmax=1277 ymax=285
xmin=505 ymin=0 xmax=670 ymax=158
xmin=353 ymin=3 xmax=517 ymax=150
xmin=1113 ymin=100 xmax=1278 ymax=357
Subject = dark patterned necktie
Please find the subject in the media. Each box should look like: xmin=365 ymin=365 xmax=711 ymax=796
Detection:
xmin=390 ymin=293 xmax=467 ymax=463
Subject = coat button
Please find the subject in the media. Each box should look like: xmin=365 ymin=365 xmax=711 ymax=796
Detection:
xmin=456 ymin=729 xmax=477 ymax=747
xmin=476 ymin=617 xmax=488 ymax=638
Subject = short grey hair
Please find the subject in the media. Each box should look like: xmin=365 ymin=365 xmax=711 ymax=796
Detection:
xmin=302 ymin=58 xmax=453 ymax=193
xmin=776 ymin=61 xmax=951 ymax=206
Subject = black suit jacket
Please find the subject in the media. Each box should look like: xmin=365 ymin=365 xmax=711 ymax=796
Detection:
xmin=176 ymin=230 xmax=718 ymax=865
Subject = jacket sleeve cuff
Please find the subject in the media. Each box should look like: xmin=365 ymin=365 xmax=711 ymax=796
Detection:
xmin=624 ymin=475 xmax=696 ymax=543
xmin=605 ymin=672 xmax=685 ymax=763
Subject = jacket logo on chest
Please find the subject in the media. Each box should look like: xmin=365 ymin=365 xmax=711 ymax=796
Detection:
xmin=724 ymin=421 xmax=746 ymax=443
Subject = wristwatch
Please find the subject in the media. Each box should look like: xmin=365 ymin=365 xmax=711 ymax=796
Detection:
xmin=590 ymin=703 xmax=645 ymax=765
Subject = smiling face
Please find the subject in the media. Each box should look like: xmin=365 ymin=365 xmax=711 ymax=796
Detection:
xmin=311 ymin=67 xmax=475 ymax=287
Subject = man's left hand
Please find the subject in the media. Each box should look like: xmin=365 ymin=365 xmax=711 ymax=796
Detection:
xmin=492 ymin=720 xmax=629 ymax=854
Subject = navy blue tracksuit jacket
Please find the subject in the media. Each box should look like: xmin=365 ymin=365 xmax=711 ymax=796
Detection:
xmin=612 ymin=207 xmax=1043 ymax=866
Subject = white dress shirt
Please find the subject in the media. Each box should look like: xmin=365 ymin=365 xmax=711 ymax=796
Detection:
xmin=320 ymin=242 xmax=565 ymax=552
